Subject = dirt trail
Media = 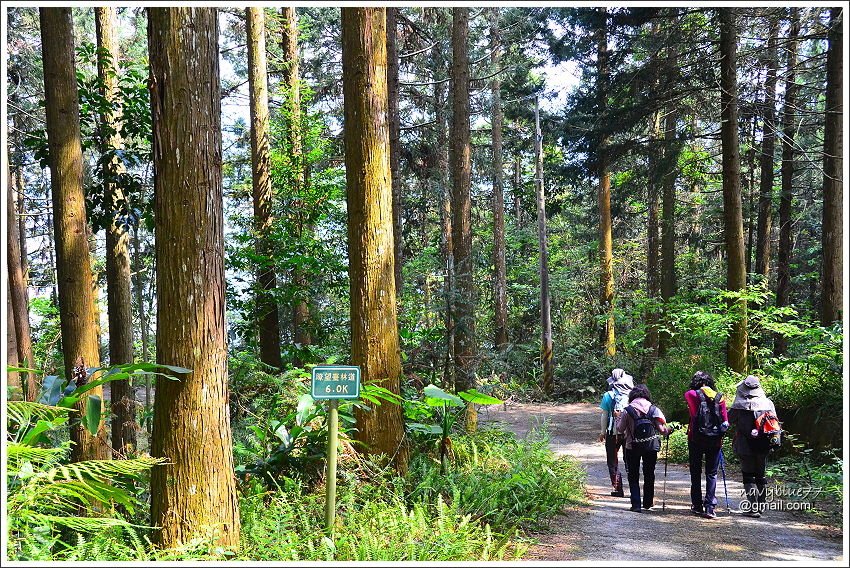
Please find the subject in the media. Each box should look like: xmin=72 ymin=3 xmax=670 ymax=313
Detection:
xmin=481 ymin=402 xmax=844 ymax=562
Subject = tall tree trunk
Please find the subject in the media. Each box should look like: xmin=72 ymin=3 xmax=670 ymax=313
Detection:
xmin=133 ymin=225 xmax=152 ymax=428
xmin=774 ymin=8 xmax=800 ymax=356
xmin=40 ymin=7 xmax=108 ymax=461
xmin=247 ymin=7 xmax=282 ymax=369
xmin=96 ymin=6 xmax=136 ymax=455
xmin=658 ymin=104 xmax=679 ymax=358
xmin=280 ymin=7 xmax=312 ymax=363
xmin=755 ymin=17 xmax=779 ymax=279
xmin=7 ymin=289 xmax=22 ymax=399
xmin=341 ymin=7 xmax=409 ymax=472
xmin=429 ymin=14 xmax=454 ymax=389
xmin=451 ymin=7 xmax=477 ymax=430
xmin=820 ymin=7 xmax=843 ymax=326
xmin=719 ymin=8 xmax=748 ymax=373
xmin=7 ymin=173 xmax=34 ymax=400
xmin=534 ymin=97 xmax=554 ymax=395
xmin=644 ymin=108 xmax=662 ymax=369
xmin=596 ymin=8 xmax=615 ymax=357
xmin=490 ymin=8 xmax=508 ymax=353
xmin=387 ymin=7 xmax=403 ymax=298
xmin=148 ymin=7 xmax=240 ymax=548
xmin=745 ymin=115 xmax=757 ymax=277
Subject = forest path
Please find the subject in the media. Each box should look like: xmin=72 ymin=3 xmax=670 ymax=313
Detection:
xmin=480 ymin=402 xmax=844 ymax=562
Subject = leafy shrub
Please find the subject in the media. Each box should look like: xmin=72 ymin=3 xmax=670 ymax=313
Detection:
xmin=239 ymin=485 xmax=524 ymax=561
xmin=407 ymin=427 xmax=586 ymax=531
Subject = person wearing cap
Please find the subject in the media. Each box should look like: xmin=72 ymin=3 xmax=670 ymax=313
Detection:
xmin=729 ymin=375 xmax=778 ymax=518
xmin=684 ymin=371 xmax=729 ymax=519
xmin=598 ymin=368 xmax=634 ymax=497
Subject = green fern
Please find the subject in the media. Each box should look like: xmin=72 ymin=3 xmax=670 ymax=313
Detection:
xmin=7 ymin=442 xmax=66 ymax=471
xmin=6 ymin=401 xmax=165 ymax=560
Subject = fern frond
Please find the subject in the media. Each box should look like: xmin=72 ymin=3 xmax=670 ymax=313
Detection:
xmin=31 ymin=514 xmax=135 ymax=532
xmin=7 ymin=401 xmax=71 ymax=428
xmin=42 ymin=457 xmax=166 ymax=483
xmin=6 ymin=443 xmax=67 ymax=471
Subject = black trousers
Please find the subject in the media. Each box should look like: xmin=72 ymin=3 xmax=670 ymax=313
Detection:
xmin=605 ymin=433 xmax=625 ymax=492
xmin=624 ymin=447 xmax=657 ymax=509
xmin=688 ymin=441 xmax=722 ymax=510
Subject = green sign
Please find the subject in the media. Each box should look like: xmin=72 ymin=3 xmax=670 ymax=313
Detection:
xmin=311 ymin=365 xmax=360 ymax=400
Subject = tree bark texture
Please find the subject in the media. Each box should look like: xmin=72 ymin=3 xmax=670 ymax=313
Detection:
xmin=388 ymin=7 xmax=403 ymax=298
xmin=755 ymin=17 xmax=779 ymax=279
xmin=774 ymin=8 xmax=799 ymax=356
xmin=96 ymin=6 xmax=136 ymax=455
xmin=451 ymin=8 xmax=477 ymax=431
xmin=40 ymin=7 xmax=109 ymax=462
xmin=534 ymin=97 xmax=554 ymax=395
xmin=596 ymin=9 xmax=615 ymax=357
xmin=341 ymin=7 xmax=409 ymax=472
xmin=7 ymin=167 xmax=35 ymax=400
xmin=247 ymin=7 xmax=282 ymax=369
xmin=820 ymin=7 xmax=843 ymax=326
xmin=719 ymin=8 xmax=748 ymax=373
xmin=147 ymin=7 xmax=240 ymax=548
xmin=490 ymin=8 xmax=508 ymax=353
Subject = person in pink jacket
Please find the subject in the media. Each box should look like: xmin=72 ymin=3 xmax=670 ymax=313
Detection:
xmin=684 ymin=371 xmax=729 ymax=519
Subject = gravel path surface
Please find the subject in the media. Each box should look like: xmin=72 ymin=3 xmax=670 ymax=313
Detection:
xmin=481 ymin=402 xmax=844 ymax=562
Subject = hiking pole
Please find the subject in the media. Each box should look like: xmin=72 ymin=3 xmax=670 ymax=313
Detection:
xmin=719 ymin=448 xmax=730 ymax=513
xmin=662 ymin=433 xmax=669 ymax=511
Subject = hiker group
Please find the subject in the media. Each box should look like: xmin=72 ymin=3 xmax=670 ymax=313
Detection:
xmin=599 ymin=369 xmax=782 ymax=518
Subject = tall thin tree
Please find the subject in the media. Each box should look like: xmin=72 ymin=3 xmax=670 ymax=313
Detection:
xmin=40 ymin=7 xmax=109 ymax=462
xmin=388 ymin=7 xmax=403 ymax=297
xmin=96 ymin=6 xmax=136 ymax=455
xmin=148 ymin=7 xmax=240 ymax=548
xmin=490 ymin=8 xmax=508 ymax=353
xmin=719 ymin=8 xmax=748 ymax=373
xmin=341 ymin=6 xmax=409 ymax=472
xmin=755 ymin=16 xmax=779 ymax=279
xmin=451 ymin=7 xmax=477 ymax=429
xmin=7 ymin=167 xmax=35 ymax=400
xmin=535 ymin=96 xmax=554 ymax=395
xmin=820 ymin=7 xmax=843 ymax=326
xmin=596 ymin=8 xmax=615 ymax=357
xmin=774 ymin=8 xmax=800 ymax=356
xmin=280 ymin=7 xmax=312 ymax=361
xmin=247 ymin=7 xmax=282 ymax=368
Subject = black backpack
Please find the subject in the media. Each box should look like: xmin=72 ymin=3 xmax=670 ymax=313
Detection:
xmin=625 ymin=405 xmax=661 ymax=452
xmin=695 ymin=390 xmax=724 ymax=438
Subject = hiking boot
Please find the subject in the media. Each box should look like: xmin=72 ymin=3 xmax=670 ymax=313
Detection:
xmin=702 ymin=507 xmax=716 ymax=519
xmin=690 ymin=505 xmax=704 ymax=516
xmin=610 ymin=490 xmax=625 ymax=497
xmin=629 ymin=506 xmax=642 ymax=513
xmin=742 ymin=510 xmax=761 ymax=518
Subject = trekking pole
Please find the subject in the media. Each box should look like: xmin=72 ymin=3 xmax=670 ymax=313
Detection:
xmin=719 ymin=448 xmax=730 ymax=513
xmin=662 ymin=433 xmax=669 ymax=511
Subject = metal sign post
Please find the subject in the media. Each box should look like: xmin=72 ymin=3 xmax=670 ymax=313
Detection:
xmin=311 ymin=365 xmax=361 ymax=537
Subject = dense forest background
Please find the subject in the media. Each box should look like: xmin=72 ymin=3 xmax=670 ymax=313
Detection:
xmin=4 ymin=5 xmax=844 ymax=561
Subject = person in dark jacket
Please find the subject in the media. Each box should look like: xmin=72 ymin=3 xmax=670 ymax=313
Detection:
xmin=729 ymin=375 xmax=778 ymax=518
xmin=684 ymin=371 xmax=729 ymax=519
xmin=616 ymin=384 xmax=670 ymax=513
